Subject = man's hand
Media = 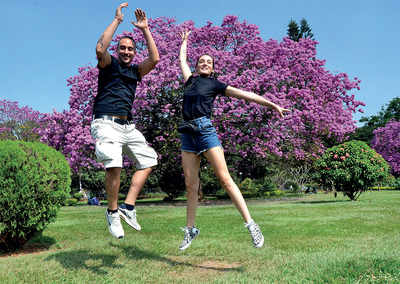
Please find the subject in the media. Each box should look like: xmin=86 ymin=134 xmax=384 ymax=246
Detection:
xmin=115 ymin=2 xmax=128 ymax=23
xmin=132 ymin=8 xmax=148 ymax=30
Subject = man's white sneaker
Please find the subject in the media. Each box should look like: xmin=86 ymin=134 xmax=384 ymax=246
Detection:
xmin=118 ymin=204 xmax=141 ymax=231
xmin=105 ymin=210 xmax=124 ymax=239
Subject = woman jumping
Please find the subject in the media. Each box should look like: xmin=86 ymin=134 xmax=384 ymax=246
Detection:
xmin=178 ymin=30 xmax=289 ymax=250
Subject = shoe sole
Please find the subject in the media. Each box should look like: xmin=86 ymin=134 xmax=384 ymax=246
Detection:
xmin=119 ymin=209 xmax=142 ymax=231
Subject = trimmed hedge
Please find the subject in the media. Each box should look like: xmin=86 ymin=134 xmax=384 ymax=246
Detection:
xmin=0 ymin=140 xmax=71 ymax=252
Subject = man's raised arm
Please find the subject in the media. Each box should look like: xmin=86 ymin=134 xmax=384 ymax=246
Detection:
xmin=133 ymin=9 xmax=160 ymax=77
xmin=96 ymin=3 xmax=128 ymax=68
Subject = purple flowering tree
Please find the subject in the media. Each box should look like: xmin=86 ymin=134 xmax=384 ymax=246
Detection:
xmin=0 ymin=100 xmax=43 ymax=141
xmin=39 ymin=16 xmax=363 ymax=197
xmin=371 ymin=120 xmax=400 ymax=176
xmin=38 ymin=109 xmax=100 ymax=174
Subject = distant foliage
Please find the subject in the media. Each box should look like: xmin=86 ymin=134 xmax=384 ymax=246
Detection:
xmin=0 ymin=140 xmax=71 ymax=252
xmin=287 ymin=18 xmax=314 ymax=42
xmin=314 ymin=140 xmax=391 ymax=200
xmin=352 ymin=97 xmax=400 ymax=144
xmin=38 ymin=109 xmax=97 ymax=174
xmin=0 ymin=100 xmax=43 ymax=141
xmin=64 ymin=198 xmax=78 ymax=206
xmin=371 ymin=120 xmax=400 ymax=176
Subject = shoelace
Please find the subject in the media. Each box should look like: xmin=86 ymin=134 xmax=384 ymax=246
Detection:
xmin=249 ymin=224 xmax=262 ymax=243
xmin=180 ymin=227 xmax=191 ymax=242
xmin=110 ymin=214 xmax=121 ymax=225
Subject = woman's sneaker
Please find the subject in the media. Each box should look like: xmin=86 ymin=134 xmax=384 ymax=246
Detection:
xmin=245 ymin=220 xmax=264 ymax=248
xmin=179 ymin=226 xmax=200 ymax=251
xmin=105 ymin=210 xmax=124 ymax=239
xmin=118 ymin=204 xmax=141 ymax=231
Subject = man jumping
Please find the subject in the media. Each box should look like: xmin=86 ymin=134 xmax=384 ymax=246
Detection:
xmin=91 ymin=2 xmax=159 ymax=239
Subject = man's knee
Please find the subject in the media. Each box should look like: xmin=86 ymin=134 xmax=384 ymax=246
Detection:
xmin=106 ymin=167 xmax=121 ymax=177
xmin=141 ymin=166 xmax=155 ymax=173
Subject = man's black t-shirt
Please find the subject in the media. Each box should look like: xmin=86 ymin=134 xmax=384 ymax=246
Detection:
xmin=182 ymin=75 xmax=227 ymax=121
xmin=93 ymin=56 xmax=141 ymax=117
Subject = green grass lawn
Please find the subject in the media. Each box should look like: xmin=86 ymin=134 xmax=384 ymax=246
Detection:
xmin=1 ymin=191 xmax=399 ymax=283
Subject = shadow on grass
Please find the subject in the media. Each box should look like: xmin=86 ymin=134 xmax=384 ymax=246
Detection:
xmin=45 ymin=249 xmax=123 ymax=275
xmin=1 ymin=233 xmax=56 ymax=256
xmin=45 ymin=243 xmax=244 ymax=275
xmin=112 ymin=243 xmax=245 ymax=272
xmin=114 ymin=245 xmax=244 ymax=272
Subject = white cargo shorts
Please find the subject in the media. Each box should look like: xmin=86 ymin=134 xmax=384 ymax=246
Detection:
xmin=90 ymin=118 xmax=158 ymax=169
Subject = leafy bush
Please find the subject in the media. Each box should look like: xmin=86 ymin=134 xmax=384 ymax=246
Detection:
xmin=392 ymin=177 xmax=400 ymax=190
xmin=270 ymin=189 xmax=284 ymax=197
xmin=77 ymin=169 xmax=105 ymax=198
xmin=314 ymin=140 xmax=391 ymax=200
xmin=0 ymin=140 xmax=71 ymax=252
xmin=200 ymin=166 xmax=221 ymax=196
xmin=240 ymin=178 xmax=261 ymax=197
xmin=265 ymin=189 xmax=284 ymax=197
xmin=118 ymin=193 xmax=126 ymax=201
xmin=73 ymin=192 xmax=84 ymax=201
xmin=369 ymin=186 xmax=395 ymax=191
xmin=65 ymin=198 xmax=78 ymax=206
xmin=158 ymin=167 xmax=186 ymax=201
xmin=284 ymin=181 xmax=300 ymax=192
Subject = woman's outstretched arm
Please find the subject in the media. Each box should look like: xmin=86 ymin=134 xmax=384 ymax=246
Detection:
xmin=225 ymin=86 xmax=290 ymax=117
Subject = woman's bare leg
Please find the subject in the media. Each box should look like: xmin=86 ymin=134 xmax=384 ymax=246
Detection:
xmin=182 ymin=151 xmax=201 ymax=227
xmin=203 ymin=147 xmax=252 ymax=223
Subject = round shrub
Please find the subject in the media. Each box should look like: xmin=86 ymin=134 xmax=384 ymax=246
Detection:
xmin=0 ymin=140 xmax=71 ymax=252
xmin=314 ymin=140 xmax=391 ymax=200
xmin=239 ymin=178 xmax=262 ymax=198
xmin=77 ymin=169 xmax=105 ymax=198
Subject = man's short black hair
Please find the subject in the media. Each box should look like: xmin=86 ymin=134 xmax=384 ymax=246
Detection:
xmin=118 ymin=36 xmax=136 ymax=48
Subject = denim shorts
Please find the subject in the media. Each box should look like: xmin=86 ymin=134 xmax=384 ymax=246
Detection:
xmin=180 ymin=116 xmax=222 ymax=155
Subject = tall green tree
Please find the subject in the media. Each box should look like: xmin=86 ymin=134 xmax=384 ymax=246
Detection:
xmin=287 ymin=19 xmax=300 ymax=41
xmin=352 ymin=97 xmax=400 ymax=144
xmin=299 ymin=19 xmax=314 ymax=40
xmin=287 ymin=18 xmax=314 ymax=41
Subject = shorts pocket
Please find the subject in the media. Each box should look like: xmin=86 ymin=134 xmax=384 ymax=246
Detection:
xmin=199 ymin=125 xmax=216 ymax=135
xmin=95 ymin=140 xmax=118 ymax=163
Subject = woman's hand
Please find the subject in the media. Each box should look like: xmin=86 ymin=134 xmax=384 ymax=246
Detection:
xmin=274 ymin=105 xmax=291 ymax=118
xmin=180 ymin=30 xmax=191 ymax=41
